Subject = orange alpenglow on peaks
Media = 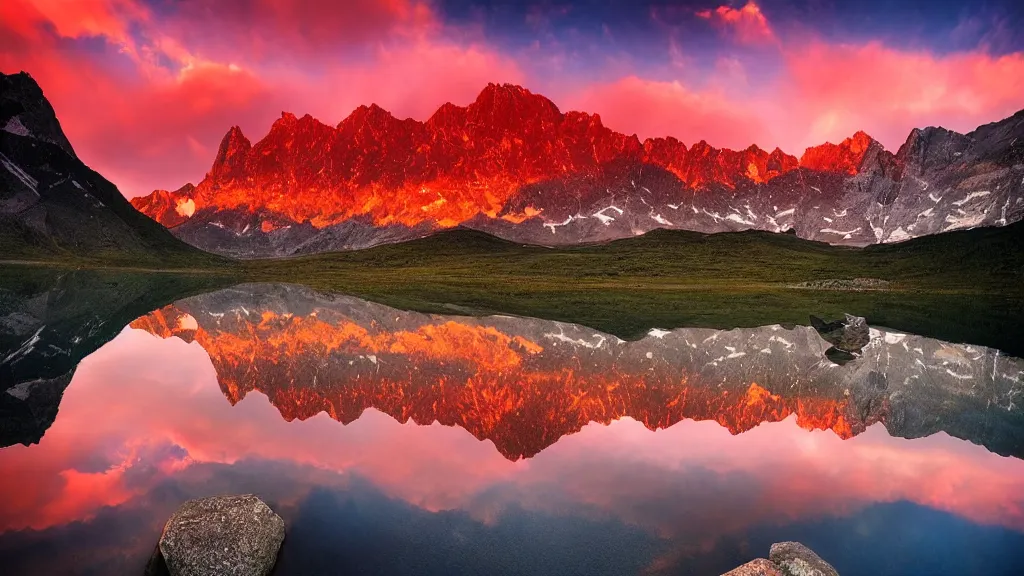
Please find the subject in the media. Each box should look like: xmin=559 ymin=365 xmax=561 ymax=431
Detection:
xmin=799 ymin=131 xmax=878 ymax=174
xmin=131 ymin=83 xmax=890 ymax=232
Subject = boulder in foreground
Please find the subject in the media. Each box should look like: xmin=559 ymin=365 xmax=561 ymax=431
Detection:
xmin=158 ymin=494 xmax=285 ymax=576
xmin=721 ymin=558 xmax=784 ymax=576
xmin=720 ymin=542 xmax=839 ymax=576
xmin=769 ymin=541 xmax=841 ymax=576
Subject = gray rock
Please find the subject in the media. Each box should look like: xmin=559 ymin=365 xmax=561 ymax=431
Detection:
xmin=158 ymin=494 xmax=285 ymax=576
xmin=769 ymin=541 xmax=840 ymax=576
xmin=791 ymin=278 xmax=891 ymax=291
xmin=810 ymin=313 xmax=870 ymax=353
xmin=721 ymin=558 xmax=783 ymax=576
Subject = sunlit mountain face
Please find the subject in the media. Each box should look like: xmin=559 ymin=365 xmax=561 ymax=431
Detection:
xmin=129 ymin=85 xmax=1024 ymax=257
xmin=2 ymin=283 xmax=1024 ymax=575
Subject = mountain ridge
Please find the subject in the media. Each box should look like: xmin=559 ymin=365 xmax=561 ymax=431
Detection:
xmin=131 ymin=82 xmax=1024 ymax=258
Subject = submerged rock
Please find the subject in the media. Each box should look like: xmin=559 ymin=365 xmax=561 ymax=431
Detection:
xmin=158 ymin=494 xmax=285 ymax=576
xmin=810 ymin=313 xmax=870 ymax=353
xmin=769 ymin=541 xmax=840 ymax=576
xmin=721 ymin=558 xmax=784 ymax=576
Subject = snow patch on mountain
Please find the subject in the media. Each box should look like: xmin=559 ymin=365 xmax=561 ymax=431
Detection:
xmin=943 ymin=211 xmax=987 ymax=231
xmin=726 ymin=213 xmax=755 ymax=225
xmin=544 ymin=331 xmax=608 ymax=349
xmin=886 ymin=227 xmax=912 ymax=243
xmin=952 ymin=191 xmax=990 ymax=207
xmin=3 ymin=116 xmax=31 ymax=137
xmin=821 ymin=227 xmax=862 ymax=236
xmin=1 ymin=152 xmax=38 ymax=193
xmin=544 ymin=215 xmax=582 ymax=234
xmin=593 ymin=205 xmax=623 ymax=225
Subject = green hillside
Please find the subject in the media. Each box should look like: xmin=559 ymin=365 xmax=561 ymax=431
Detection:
xmin=239 ymin=222 xmax=1024 ymax=354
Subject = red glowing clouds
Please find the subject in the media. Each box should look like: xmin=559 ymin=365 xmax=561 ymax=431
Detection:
xmin=0 ymin=0 xmax=1022 ymax=196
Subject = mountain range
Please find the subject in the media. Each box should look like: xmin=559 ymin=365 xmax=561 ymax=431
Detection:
xmin=131 ymin=83 xmax=1024 ymax=257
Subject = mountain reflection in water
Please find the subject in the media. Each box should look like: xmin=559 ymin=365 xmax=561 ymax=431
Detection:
xmin=1 ymin=282 xmax=1023 ymax=575
xmin=129 ymin=283 xmax=1024 ymax=461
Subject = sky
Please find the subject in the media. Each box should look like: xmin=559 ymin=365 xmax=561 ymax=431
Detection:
xmin=2 ymin=0 xmax=1023 ymax=197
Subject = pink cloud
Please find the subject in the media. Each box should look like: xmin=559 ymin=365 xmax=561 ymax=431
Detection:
xmin=156 ymin=0 xmax=437 ymax=62
xmin=780 ymin=41 xmax=1024 ymax=151
xmin=297 ymin=39 xmax=525 ymax=127
xmin=2 ymin=0 xmax=1023 ymax=198
xmin=566 ymin=75 xmax=773 ymax=150
xmin=566 ymin=41 xmax=1024 ymax=156
xmin=697 ymin=1 xmax=777 ymax=46
xmin=0 ymin=0 xmax=147 ymax=44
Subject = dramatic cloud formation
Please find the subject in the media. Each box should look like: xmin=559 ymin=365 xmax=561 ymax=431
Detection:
xmin=0 ymin=0 xmax=1022 ymax=195
xmin=0 ymin=0 xmax=521 ymax=194
xmin=696 ymin=1 xmax=777 ymax=45
xmin=781 ymin=42 xmax=1024 ymax=150
xmin=569 ymin=75 xmax=773 ymax=150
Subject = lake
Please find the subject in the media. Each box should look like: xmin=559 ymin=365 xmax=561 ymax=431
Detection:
xmin=1 ymin=276 xmax=1023 ymax=575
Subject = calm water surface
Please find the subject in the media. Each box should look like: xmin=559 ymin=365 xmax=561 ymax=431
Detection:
xmin=1 ymin=281 xmax=1023 ymax=575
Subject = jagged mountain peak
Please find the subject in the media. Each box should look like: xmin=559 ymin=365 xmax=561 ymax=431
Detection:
xmin=425 ymin=101 xmax=468 ymax=129
xmin=468 ymin=82 xmax=562 ymax=124
xmin=799 ymin=131 xmax=880 ymax=174
xmin=210 ymin=125 xmax=252 ymax=181
xmin=0 ymin=71 xmax=77 ymax=157
xmin=338 ymin=102 xmax=400 ymax=131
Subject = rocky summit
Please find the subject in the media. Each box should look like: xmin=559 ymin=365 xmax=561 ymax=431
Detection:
xmin=130 ymin=83 xmax=1024 ymax=257
xmin=769 ymin=542 xmax=841 ymax=576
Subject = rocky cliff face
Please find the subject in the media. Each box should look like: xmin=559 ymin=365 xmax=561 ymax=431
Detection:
xmin=132 ymin=283 xmax=1024 ymax=461
xmin=131 ymin=84 xmax=1024 ymax=257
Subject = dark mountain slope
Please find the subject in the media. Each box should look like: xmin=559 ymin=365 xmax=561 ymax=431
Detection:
xmin=0 ymin=71 xmax=226 ymax=267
